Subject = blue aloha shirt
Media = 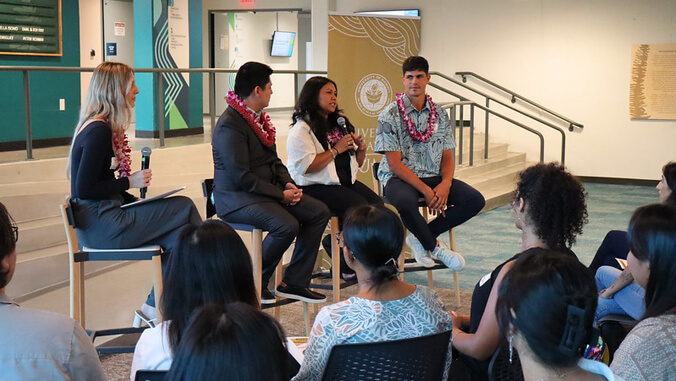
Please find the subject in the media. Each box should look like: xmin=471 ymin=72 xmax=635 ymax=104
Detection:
xmin=375 ymin=94 xmax=456 ymax=187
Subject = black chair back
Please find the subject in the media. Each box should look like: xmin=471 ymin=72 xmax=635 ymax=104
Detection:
xmin=488 ymin=344 xmax=524 ymax=381
xmin=321 ymin=330 xmax=451 ymax=381
xmin=134 ymin=370 xmax=167 ymax=381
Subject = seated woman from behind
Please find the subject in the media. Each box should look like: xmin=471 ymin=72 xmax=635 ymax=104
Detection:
xmin=449 ymin=163 xmax=588 ymax=381
xmin=165 ymin=303 xmax=289 ymax=381
xmin=497 ymin=249 xmax=622 ymax=381
xmin=293 ymin=205 xmax=452 ymax=381
xmin=130 ymin=220 xmax=258 ymax=379
xmin=610 ymin=204 xmax=676 ymax=381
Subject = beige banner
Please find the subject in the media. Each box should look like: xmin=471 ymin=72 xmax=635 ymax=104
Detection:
xmin=328 ymin=15 xmax=421 ymax=186
xmin=630 ymin=44 xmax=676 ymax=120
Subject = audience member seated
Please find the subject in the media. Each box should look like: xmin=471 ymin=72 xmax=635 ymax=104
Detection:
xmin=496 ymin=249 xmax=621 ymax=381
xmin=610 ymin=204 xmax=676 ymax=381
xmin=593 ymin=162 xmax=676 ymax=323
xmin=164 ymin=303 xmax=289 ymax=381
xmin=130 ymin=220 xmax=259 ymax=379
xmin=212 ymin=61 xmax=330 ymax=304
xmin=589 ymin=161 xmax=675 ymax=273
xmin=293 ymin=205 xmax=452 ymax=381
xmin=0 ymin=202 xmax=105 ymax=380
xmin=68 ymin=62 xmax=202 ymax=321
xmin=449 ymin=163 xmax=588 ymax=381
xmin=287 ymin=76 xmax=383 ymax=279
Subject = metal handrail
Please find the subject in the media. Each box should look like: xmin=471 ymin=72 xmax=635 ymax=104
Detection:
xmin=430 ymin=71 xmax=566 ymax=163
xmin=0 ymin=66 xmax=326 ymax=160
xmin=455 ymin=71 xmax=584 ymax=131
xmin=431 ymin=84 xmax=545 ymax=163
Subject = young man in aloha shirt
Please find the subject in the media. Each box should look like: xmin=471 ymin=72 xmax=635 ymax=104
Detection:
xmin=375 ymin=56 xmax=485 ymax=269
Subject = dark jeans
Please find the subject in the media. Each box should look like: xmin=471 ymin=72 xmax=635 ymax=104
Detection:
xmin=224 ymin=195 xmax=330 ymax=288
xmin=73 ymin=195 xmax=203 ymax=307
xmin=302 ymin=180 xmax=384 ymax=274
xmin=384 ymin=176 xmax=485 ymax=251
xmin=588 ymin=230 xmax=629 ymax=274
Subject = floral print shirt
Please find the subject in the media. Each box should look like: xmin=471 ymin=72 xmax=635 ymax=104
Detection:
xmin=375 ymin=95 xmax=455 ymax=187
xmin=292 ymin=286 xmax=452 ymax=381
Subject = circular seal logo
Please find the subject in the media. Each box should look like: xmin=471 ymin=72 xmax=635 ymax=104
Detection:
xmin=355 ymin=73 xmax=392 ymax=117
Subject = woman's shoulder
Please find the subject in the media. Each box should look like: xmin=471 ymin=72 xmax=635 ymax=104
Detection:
xmin=289 ymin=118 xmax=311 ymax=133
xmin=78 ymin=120 xmax=112 ymax=139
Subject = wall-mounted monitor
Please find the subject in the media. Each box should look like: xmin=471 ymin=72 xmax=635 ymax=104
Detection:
xmin=270 ymin=31 xmax=296 ymax=57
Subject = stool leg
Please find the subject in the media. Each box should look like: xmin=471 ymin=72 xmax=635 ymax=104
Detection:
xmin=427 ymin=268 xmax=434 ymax=288
xmin=330 ymin=217 xmax=340 ymax=303
xmin=273 ymin=262 xmax=283 ymax=319
xmin=151 ymin=254 xmax=164 ymax=323
xmin=303 ymin=302 xmax=310 ymax=336
xmin=252 ymin=229 xmax=263 ymax=305
xmin=398 ymin=246 xmax=406 ymax=281
xmin=70 ymin=261 xmax=85 ymax=328
xmin=454 ymin=270 xmax=461 ymax=306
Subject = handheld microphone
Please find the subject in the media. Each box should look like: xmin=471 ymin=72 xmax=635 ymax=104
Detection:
xmin=336 ymin=117 xmax=355 ymax=156
xmin=140 ymin=146 xmax=152 ymax=199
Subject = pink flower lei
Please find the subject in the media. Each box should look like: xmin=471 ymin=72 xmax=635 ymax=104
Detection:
xmin=326 ymin=128 xmax=344 ymax=146
xmin=226 ymin=91 xmax=276 ymax=146
xmin=112 ymin=130 xmax=131 ymax=177
xmin=395 ymin=93 xmax=438 ymax=143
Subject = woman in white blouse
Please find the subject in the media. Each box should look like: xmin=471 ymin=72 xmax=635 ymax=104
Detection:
xmin=287 ymin=77 xmax=383 ymax=278
xmin=292 ymin=205 xmax=452 ymax=381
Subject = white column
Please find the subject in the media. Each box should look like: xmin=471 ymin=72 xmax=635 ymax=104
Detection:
xmin=310 ymin=0 xmax=328 ymax=72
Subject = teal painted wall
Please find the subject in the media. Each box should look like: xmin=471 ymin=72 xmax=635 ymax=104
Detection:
xmin=0 ymin=0 xmax=81 ymax=146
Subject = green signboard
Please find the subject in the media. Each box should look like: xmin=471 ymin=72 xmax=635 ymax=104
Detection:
xmin=0 ymin=0 xmax=62 ymax=56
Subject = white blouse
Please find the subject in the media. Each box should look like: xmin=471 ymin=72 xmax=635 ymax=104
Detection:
xmin=286 ymin=120 xmax=359 ymax=186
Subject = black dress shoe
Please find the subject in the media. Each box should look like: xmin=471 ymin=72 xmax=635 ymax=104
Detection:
xmin=276 ymin=284 xmax=327 ymax=303
xmin=261 ymin=289 xmax=276 ymax=305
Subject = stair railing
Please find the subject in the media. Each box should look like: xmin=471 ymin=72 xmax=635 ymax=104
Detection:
xmin=430 ymin=83 xmax=545 ymax=165
xmin=430 ymin=71 xmax=566 ymax=164
xmin=455 ymin=71 xmax=584 ymax=132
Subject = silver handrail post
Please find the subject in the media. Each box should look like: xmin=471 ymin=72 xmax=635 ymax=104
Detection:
xmin=23 ymin=70 xmax=33 ymax=160
xmin=157 ymin=72 xmax=165 ymax=147
xmin=469 ymin=103 xmax=475 ymax=166
xmin=458 ymin=105 xmax=464 ymax=165
xmin=209 ymin=71 xmax=216 ymax=131
xmin=484 ymin=98 xmax=490 ymax=159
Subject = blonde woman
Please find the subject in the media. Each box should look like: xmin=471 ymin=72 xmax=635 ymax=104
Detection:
xmin=68 ymin=62 xmax=201 ymax=321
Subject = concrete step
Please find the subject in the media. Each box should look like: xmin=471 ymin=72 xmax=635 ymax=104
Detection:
xmin=456 ymin=152 xmax=526 ymax=179
xmin=16 ymin=216 xmax=65 ymax=254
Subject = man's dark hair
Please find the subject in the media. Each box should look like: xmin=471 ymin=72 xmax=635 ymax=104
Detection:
xmin=402 ymin=56 xmax=429 ymax=75
xmin=0 ymin=202 xmax=16 ymax=289
xmin=234 ymin=61 xmax=273 ymax=99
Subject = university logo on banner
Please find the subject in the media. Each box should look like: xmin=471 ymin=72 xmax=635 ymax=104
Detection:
xmin=328 ymin=14 xmax=421 ymax=185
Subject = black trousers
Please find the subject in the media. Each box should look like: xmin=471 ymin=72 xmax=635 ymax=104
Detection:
xmin=73 ymin=195 xmax=203 ymax=307
xmin=588 ymin=230 xmax=629 ymax=274
xmin=384 ymin=176 xmax=485 ymax=251
xmin=223 ymin=195 xmax=330 ymax=288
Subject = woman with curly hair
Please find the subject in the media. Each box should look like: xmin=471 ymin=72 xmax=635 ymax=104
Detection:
xmin=449 ymin=162 xmax=588 ymax=381
xmin=287 ymin=77 xmax=383 ymax=279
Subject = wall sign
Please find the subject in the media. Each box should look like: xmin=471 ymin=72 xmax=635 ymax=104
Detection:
xmin=106 ymin=42 xmax=117 ymax=56
xmin=0 ymin=0 xmax=62 ymax=56
xmin=630 ymin=44 xmax=676 ymax=120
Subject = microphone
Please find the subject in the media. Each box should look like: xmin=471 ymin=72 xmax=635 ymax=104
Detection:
xmin=140 ymin=146 xmax=152 ymax=199
xmin=336 ymin=117 xmax=354 ymax=156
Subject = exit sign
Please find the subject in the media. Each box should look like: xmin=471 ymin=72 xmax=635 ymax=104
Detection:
xmin=241 ymin=0 xmax=255 ymax=4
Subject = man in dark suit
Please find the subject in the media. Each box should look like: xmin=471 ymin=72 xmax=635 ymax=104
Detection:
xmin=212 ymin=62 xmax=329 ymax=304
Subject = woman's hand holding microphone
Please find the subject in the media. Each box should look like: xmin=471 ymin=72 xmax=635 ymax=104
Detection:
xmin=129 ymin=169 xmax=152 ymax=189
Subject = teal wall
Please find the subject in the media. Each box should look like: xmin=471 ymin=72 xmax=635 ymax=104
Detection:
xmin=0 ymin=0 xmax=81 ymax=146
xmin=134 ymin=0 xmax=203 ymax=136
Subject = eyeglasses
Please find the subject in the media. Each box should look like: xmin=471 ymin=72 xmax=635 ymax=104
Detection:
xmin=11 ymin=225 xmax=18 ymax=243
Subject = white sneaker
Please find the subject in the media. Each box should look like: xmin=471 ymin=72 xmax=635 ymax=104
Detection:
xmin=406 ymin=233 xmax=435 ymax=268
xmin=133 ymin=303 xmax=158 ymax=328
xmin=432 ymin=246 xmax=466 ymax=271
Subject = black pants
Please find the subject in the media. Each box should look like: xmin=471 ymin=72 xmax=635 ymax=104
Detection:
xmin=384 ymin=176 xmax=485 ymax=251
xmin=224 ymin=195 xmax=330 ymax=288
xmin=588 ymin=230 xmax=629 ymax=274
xmin=302 ymin=180 xmax=384 ymax=274
xmin=73 ymin=195 xmax=203 ymax=307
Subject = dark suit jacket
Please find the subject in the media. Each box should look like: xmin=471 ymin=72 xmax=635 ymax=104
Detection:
xmin=212 ymin=106 xmax=294 ymax=216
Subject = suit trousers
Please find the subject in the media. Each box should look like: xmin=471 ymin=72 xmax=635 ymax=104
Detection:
xmin=72 ymin=195 xmax=202 ymax=307
xmin=384 ymin=176 xmax=485 ymax=251
xmin=223 ymin=195 xmax=330 ymax=289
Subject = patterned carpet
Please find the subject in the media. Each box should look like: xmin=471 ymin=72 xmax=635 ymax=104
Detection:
xmin=101 ymin=182 xmax=658 ymax=380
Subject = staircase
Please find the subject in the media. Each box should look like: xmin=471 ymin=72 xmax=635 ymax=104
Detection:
xmin=1 ymin=132 xmax=527 ymax=301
